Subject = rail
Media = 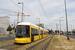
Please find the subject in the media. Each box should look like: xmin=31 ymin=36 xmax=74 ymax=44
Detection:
xmin=42 ymin=36 xmax=54 ymax=50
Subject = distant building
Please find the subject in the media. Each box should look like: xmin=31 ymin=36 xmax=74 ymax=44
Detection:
xmin=0 ymin=16 xmax=10 ymax=34
xmin=36 ymin=24 xmax=44 ymax=28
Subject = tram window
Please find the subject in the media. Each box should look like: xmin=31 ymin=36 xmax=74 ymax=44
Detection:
xmin=26 ymin=26 xmax=30 ymax=37
xmin=40 ymin=31 xmax=41 ymax=35
xmin=36 ymin=30 xmax=39 ymax=35
xmin=44 ymin=31 xmax=46 ymax=34
xmin=16 ymin=25 xmax=30 ymax=37
xmin=44 ymin=31 xmax=45 ymax=34
xmin=31 ymin=28 xmax=39 ymax=36
xmin=41 ymin=31 xmax=43 ymax=35
xmin=46 ymin=32 xmax=47 ymax=34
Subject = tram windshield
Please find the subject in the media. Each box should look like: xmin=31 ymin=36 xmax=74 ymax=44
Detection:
xmin=16 ymin=25 xmax=30 ymax=37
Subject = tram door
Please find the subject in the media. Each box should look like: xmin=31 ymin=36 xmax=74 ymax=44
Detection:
xmin=31 ymin=33 xmax=34 ymax=41
xmin=41 ymin=31 xmax=43 ymax=38
xmin=41 ymin=35 xmax=43 ymax=38
xmin=31 ymin=28 xmax=34 ymax=42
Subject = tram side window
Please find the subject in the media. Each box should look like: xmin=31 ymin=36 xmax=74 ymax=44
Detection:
xmin=46 ymin=32 xmax=48 ymax=34
xmin=40 ymin=31 xmax=41 ymax=35
xmin=31 ymin=28 xmax=39 ymax=36
xmin=41 ymin=31 xmax=43 ymax=35
xmin=46 ymin=32 xmax=47 ymax=34
xmin=47 ymin=32 xmax=48 ymax=34
xmin=36 ymin=30 xmax=39 ymax=35
xmin=44 ymin=31 xmax=46 ymax=34
xmin=44 ymin=31 xmax=45 ymax=34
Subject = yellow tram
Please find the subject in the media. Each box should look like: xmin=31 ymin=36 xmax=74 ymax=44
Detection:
xmin=15 ymin=22 xmax=49 ymax=43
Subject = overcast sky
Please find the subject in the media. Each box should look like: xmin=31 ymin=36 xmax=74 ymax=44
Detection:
xmin=0 ymin=0 xmax=75 ymax=31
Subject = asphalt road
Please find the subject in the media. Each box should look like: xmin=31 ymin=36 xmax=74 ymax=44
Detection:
xmin=0 ymin=35 xmax=74 ymax=42
xmin=63 ymin=35 xmax=75 ymax=39
xmin=0 ymin=37 xmax=15 ymax=41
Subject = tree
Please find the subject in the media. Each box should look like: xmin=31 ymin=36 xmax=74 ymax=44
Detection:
xmin=72 ymin=29 xmax=75 ymax=35
xmin=14 ymin=28 xmax=16 ymax=32
xmin=72 ymin=31 xmax=75 ymax=33
xmin=7 ymin=25 xmax=12 ymax=32
xmin=51 ymin=29 xmax=54 ymax=34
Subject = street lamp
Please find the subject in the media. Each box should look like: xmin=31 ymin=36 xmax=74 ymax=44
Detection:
xmin=64 ymin=0 xmax=69 ymax=40
xmin=14 ymin=20 xmax=17 ymax=28
xmin=59 ymin=17 xmax=63 ymax=35
xmin=37 ymin=18 xmax=40 ymax=26
xmin=18 ymin=2 xmax=24 ymax=22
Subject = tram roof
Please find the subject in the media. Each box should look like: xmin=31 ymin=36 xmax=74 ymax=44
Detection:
xmin=39 ymin=27 xmax=43 ymax=29
xmin=17 ymin=22 xmax=46 ymax=30
xmin=17 ymin=22 xmax=39 ymax=27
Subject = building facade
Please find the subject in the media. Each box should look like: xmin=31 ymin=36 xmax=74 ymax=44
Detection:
xmin=36 ymin=24 xmax=44 ymax=28
xmin=0 ymin=16 xmax=10 ymax=34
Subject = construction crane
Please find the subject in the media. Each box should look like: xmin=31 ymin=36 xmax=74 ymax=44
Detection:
xmin=0 ymin=8 xmax=24 ymax=24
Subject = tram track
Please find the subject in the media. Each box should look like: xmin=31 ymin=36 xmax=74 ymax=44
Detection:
xmin=42 ymin=35 xmax=54 ymax=50
xmin=0 ymin=35 xmax=53 ymax=50
xmin=26 ymin=35 xmax=54 ymax=50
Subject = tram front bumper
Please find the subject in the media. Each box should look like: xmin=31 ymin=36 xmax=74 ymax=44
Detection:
xmin=15 ymin=38 xmax=31 ymax=43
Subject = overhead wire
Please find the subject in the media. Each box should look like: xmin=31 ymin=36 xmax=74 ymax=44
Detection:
xmin=11 ymin=0 xmax=50 ymax=25
xmin=11 ymin=0 xmax=37 ymax=19
xmin=38 ymin=0 xmax=50 ymax=24
xmin=17 ymin=0 xmax=40 ymax=18
xmin=11 ymin=0 xmax=21 ymax=9
xmin=23 ymin=6 xmax=39 ymax=18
